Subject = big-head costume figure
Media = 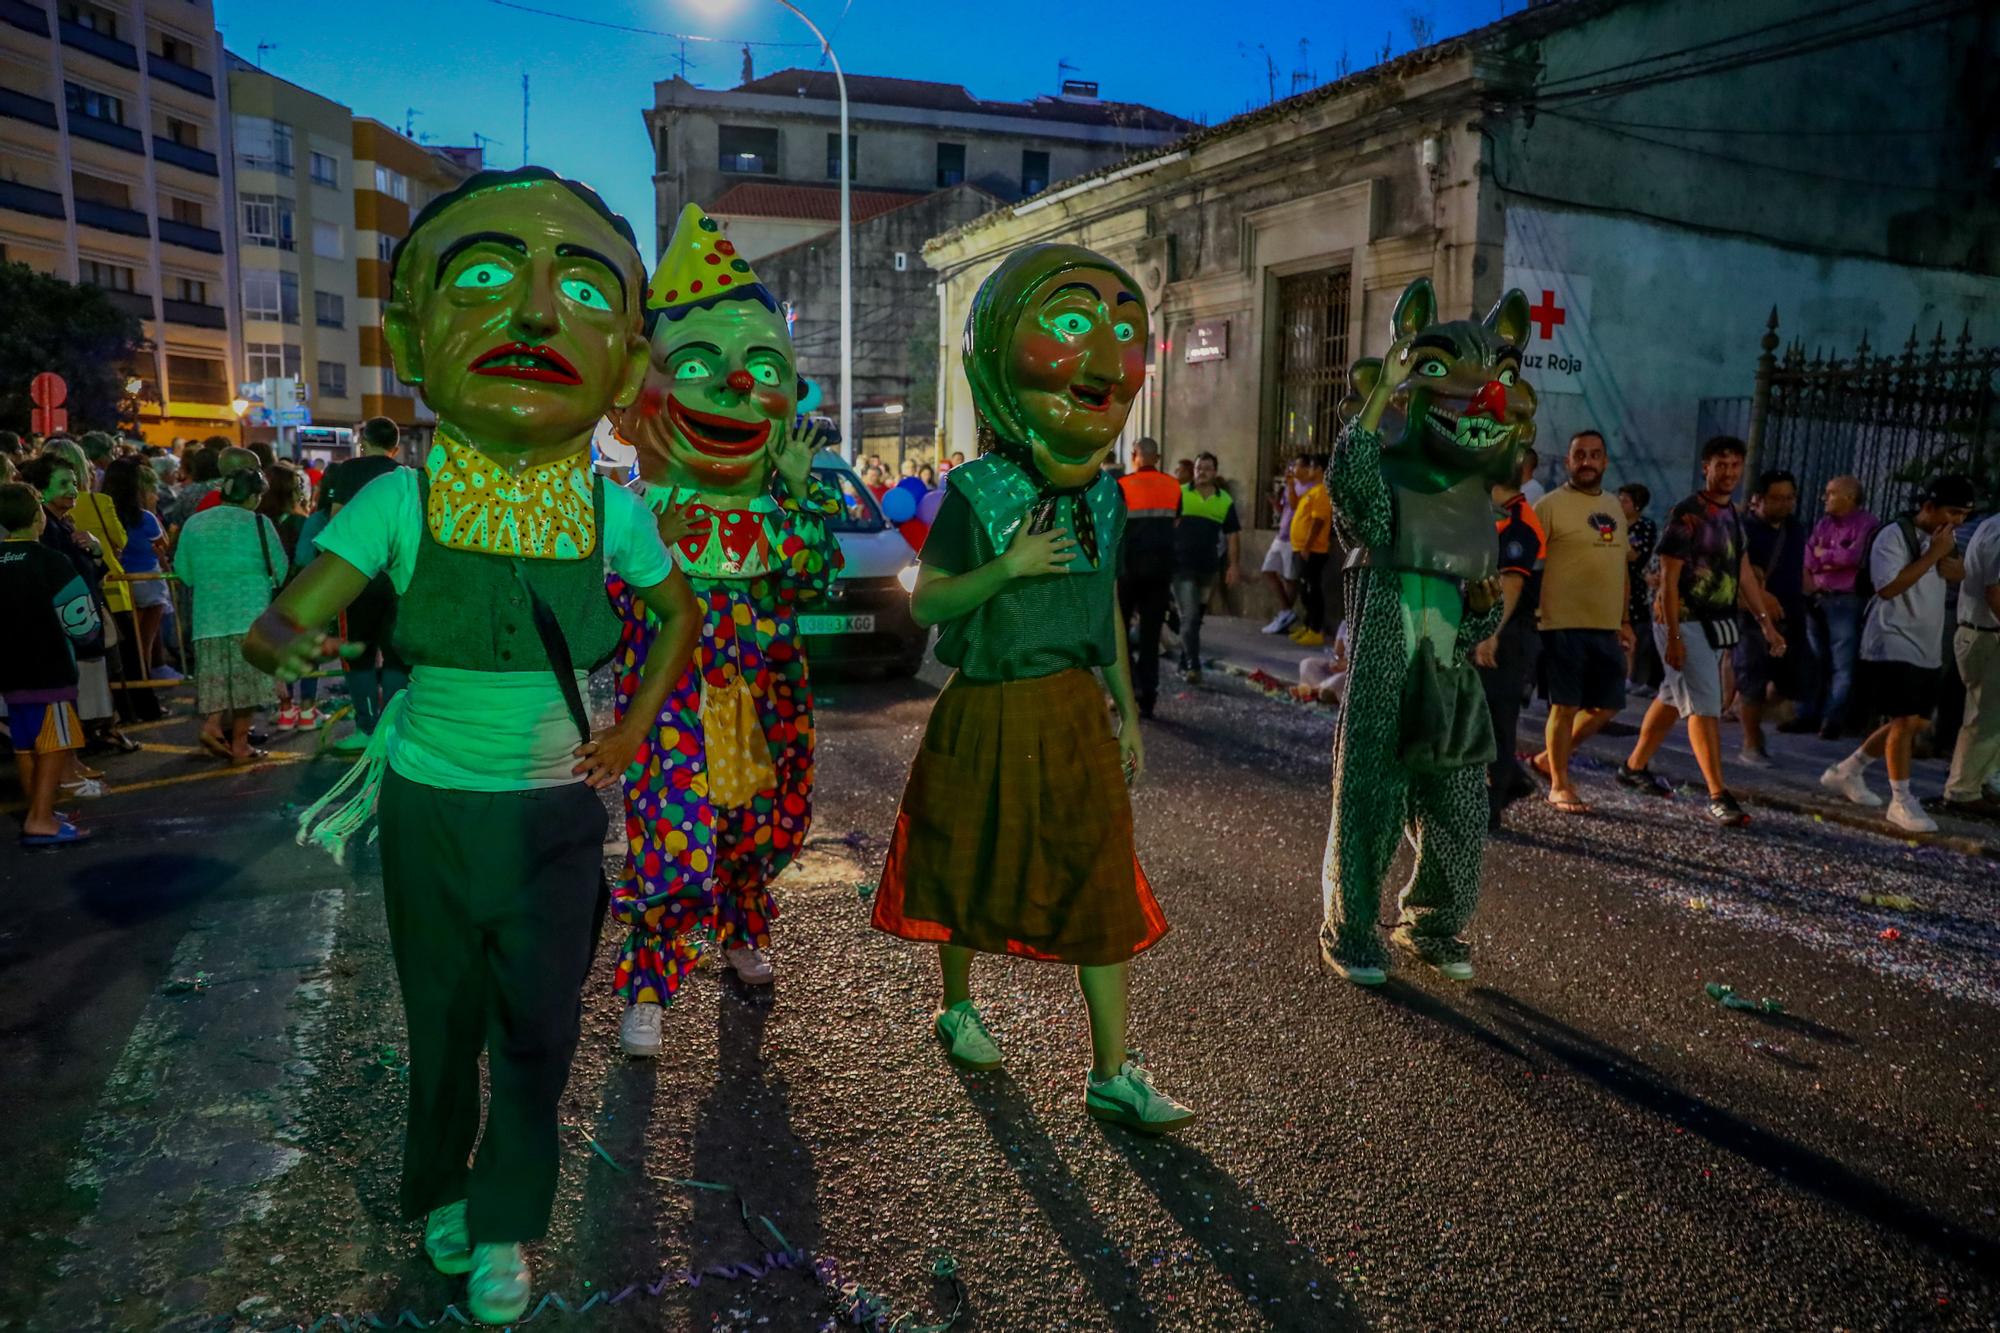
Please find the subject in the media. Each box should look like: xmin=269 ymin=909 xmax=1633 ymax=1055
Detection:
xmin=245 ymin=167 xmax=699 ymax=1325
xmin=869 ymin=243 xmax=1194 ymax=1136
xmin=1319 ymin=277 xmax=1537 ymax=985
xmin=604 ymin=203 xmax=842 ymax=1050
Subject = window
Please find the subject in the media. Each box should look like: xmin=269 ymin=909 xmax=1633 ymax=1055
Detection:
xmin=1266 ymin=266 xmax=1352 ymax=526
xmin=240 ymin=193 xmax=295 ymax=249
xmin=155 ymin=31 xmax=196 ymax=67
xmin=167 ymin=196 xmax=202 ymax=226
xmin=314 ymin=290 xmax=344 ymax=328
xmin=936 ymin=142 xmax=965 ymax=188
xmin=312 ymin=220 xmax=343 ymax=259
xmin=235 ymin=116 xmax=293 ymax=174
xmin=64 ymin=82 xmax=125 ymax=125
xmin=243 ymin=269 xmax=299 ymax=323
xmin=164 ymin=116 xmax=199 ymax=147
xmin=825 ymin=132 xmax=856 ymax=181
xmin=376 ymin=233 xmax=395 ymax=263
xmin=716 ymin=124 xmax=779 ymax=174
xmin=654 ymin=125 xmax=669 ymax=173
xmin=71 ymin=172 xmax=130 ymax=208
xmin=317 ymin=360 xmax=347 ymax=399
xmin=1020 ymin=150 xmax=1049 ymax=196
xmin=245 ymin=342 xmax=301 ymax=381
xmin=168 ymin=275 xmax=207 ymax=304
xmin=373 ymin=165 xmax=408 ymax=201
xmin=78 ymin=258 xmax=136 ymax=291
xmin=166 ymin=353 xmax=227 ymax=398
xmin=309 ymin=152 xmax=338 ymax=188
xmin=58 ymin=2 xmax=118 ymax=37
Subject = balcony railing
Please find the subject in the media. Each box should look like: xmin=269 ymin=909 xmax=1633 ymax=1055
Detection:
xmin=66 ymin=111 xmax=145 ymax=155
xmin=74 ymin=196 xmax=150 ymax=238
xmin=146 ymin=52 xmax=213 ymax=98
xmin=162 ymin=298 xmax=227 ymax=329
xmin=59 ymin=19 xmax=140 ymax=71
xmin=152 ymin=136 xmax=218 ymax=176
xmin=0 ymin=87 xmax=57 ymax=130
xmin=0 ymin=0 xmax=48 ymax=37
xmin=0 ymin=179 xmax=68 ymax=220
xmin=104 ymin=289 xmax=155 ymax=320
xmin=158 ymin=218 xmax=223 ymax=253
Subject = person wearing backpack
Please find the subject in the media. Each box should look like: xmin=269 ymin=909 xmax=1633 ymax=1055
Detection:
xmin=1820 ymin=474 xmax=1974 ymax=831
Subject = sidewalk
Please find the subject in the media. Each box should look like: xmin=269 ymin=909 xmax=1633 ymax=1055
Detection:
xmin=1197 ymin=613 xmax=2000 ymax=858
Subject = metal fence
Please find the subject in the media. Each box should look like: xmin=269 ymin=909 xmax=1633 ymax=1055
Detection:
xmin=1744 ymin=310 xmax=1998 ymax=514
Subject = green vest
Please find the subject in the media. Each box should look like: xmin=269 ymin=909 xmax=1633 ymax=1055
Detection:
xmin=395 ymin=468 xmax=622 ymax=673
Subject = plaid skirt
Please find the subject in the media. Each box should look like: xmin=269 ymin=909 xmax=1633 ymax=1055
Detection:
xmin=195 ymin=635 xmax=272 ymax=714
xmin=872 ymin=668 xmax=1168 ymax=966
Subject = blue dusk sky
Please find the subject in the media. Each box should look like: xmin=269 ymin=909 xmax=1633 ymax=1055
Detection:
xmin=211 ymin=0 xmax=1514 ymax=242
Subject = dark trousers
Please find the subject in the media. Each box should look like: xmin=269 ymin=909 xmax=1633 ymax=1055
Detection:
xmin=380 ymin=771 xmax=610 ymax=1242
xmin=1481 ymin=621 xmax=1540 ymax=819
xmin=1299 ymin=552 xmax=1330 ymax=632
xmin=1121 ymin=571 xmax=1173 ymax=705
xmin=111 ymin=609 xmax=164 ymax=722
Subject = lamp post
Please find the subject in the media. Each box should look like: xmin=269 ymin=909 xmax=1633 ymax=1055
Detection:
xmin=770 ymin=0 xmax=852 ymax=462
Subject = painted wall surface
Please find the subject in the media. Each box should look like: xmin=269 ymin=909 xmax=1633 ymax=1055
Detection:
xmin=1502 ymin=205 xmax=2000 ymax=509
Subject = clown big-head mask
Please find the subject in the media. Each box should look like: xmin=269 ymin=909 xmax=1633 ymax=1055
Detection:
xmin=614 ymin=204 xmax=802 ymax=498
xmin=964 ymin=243 xmax=1148 ymax=490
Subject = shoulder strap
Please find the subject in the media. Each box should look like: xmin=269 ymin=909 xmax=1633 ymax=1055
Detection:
xmin=254 ymin=512 xmax=277 ymax=585
xmin=510 ymin=557 xmax=590 ymax=745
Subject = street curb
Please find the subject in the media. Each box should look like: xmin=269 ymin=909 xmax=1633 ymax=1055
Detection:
xmin=1204 ymin=655 xmax=2000 ymax=861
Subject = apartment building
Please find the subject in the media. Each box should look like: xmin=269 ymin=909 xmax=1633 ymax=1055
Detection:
xmin=350 ymin=119 xmax=478 ymax=441
xmin=226 ymin=54 xmax=359 ymax=441
xmin=0 ymin=0 xmax=237 ymax=441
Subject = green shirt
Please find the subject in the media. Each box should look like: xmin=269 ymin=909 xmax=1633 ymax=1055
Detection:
xmin=919 ymin=460 xmax=1124 ymax=682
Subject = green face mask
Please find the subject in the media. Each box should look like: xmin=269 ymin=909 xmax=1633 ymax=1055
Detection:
xmin=383 ymin=179 xmax=648 ymax=461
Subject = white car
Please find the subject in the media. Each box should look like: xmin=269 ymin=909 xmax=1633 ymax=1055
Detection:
xmin=802 ymin=449 xmax=928 ymax=677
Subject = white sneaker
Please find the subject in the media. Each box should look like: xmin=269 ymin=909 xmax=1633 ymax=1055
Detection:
xmin=724 ymin=945 xmax=774 ymax=985
xmin=618 ymin=1002 xmax=662 ymax=1057
xmin=1737 ymin=748 xmax=1774 ymax=769
xmin=1260 ymin=609 xmax=1298 ymax=634
xmin=1085 ymin=1058 xmax=1197 ymax=1135
xmin=1820 ymin=762 xmax=1883 ymax=807
xmin=60 ymin=777 xmax=107 ymax=799
xmin=1886 ymin=795 xmax=1937 ymax=833
xmin=467 ymin=1242 xmax=531 ymax=1325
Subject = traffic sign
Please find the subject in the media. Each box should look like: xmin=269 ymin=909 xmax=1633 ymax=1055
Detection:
xmin=29 ymin=371 xmax=67 ymax=435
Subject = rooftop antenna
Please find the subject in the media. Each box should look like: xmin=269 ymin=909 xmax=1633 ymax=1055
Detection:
xmin=521 ymin=74 xmax=530 ymax=166
xmin=1291 ymin=37 xmax=1314 ymax=94
xmin=1057 ymin=58 xmax=1080 ymax=92
xmin=472 ymin=131 xmax=506 ymax=159
xmin=403 ymin=107 xmax=420 ymax=138
xmin=254 ymin=40 xmax=277 ymax=68
xmin=671 ymin=39 xmax=691 ymax=79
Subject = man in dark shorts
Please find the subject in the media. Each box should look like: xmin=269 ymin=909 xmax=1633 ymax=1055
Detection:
xmin=319 ymin=417 xmax=407 ymax=753
xmin=1734 ymin=470 xmax=1809 ymax=766
xmin=1476 ymin=458 xmax=1545 ymax=828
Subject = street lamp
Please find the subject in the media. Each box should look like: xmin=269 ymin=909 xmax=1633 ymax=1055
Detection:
xmin=767 ymin=0 xmax=852 ymax=463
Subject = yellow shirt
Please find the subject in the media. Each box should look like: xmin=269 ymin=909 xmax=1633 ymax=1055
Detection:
xmin=71 ymin=491 xmax=132 ymax=614
xmin=1534 ymin=483 xmax=1628 ymax=630
xmin=1290 ymin=483 xmax=1332 ymax=555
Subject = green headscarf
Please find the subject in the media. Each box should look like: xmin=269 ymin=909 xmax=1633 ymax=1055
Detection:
xmin=962 ymin=242 xmax=1143 ymax=455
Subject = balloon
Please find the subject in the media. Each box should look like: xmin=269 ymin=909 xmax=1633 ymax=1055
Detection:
xmin=882 ymin=487 xmax=917 ymax=523
xmin=917 ymin=487 xmax=946 ymax=525
xmin=896 ymin=518 xmax=929 ymax=552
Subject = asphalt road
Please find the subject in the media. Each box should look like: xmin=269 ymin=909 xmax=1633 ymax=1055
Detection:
xmin=3 ymin=668 xmax=1996 ymax=1332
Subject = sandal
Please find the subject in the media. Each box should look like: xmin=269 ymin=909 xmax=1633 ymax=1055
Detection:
xmin=198 ymin=733 xmax=232 ymax=760
xmin=227 ymin=747 xmax=271 ymax=765
xmin=105 ymin=731 xmax=142 ymax=754
xmin=21 ymin=820 xmax=92 ymax=848
xmin=1546 ymin=793 xmax=1593 ymax=815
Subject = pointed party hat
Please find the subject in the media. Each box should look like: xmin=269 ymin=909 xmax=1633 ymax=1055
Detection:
xmin=647 ymin=202 xmax=779 ymax=321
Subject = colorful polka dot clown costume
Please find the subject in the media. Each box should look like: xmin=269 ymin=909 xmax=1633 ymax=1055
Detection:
xmin=605 ymin=203 xmax=843 ymax=1042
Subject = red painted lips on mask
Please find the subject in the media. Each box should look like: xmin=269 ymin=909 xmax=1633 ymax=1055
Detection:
xmin=666 ymin=394 xmax=774 ymax=458
xmin=469 ymin=341 xmax=583 ymax=386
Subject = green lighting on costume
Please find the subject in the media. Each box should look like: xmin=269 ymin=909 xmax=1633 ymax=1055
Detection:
xmin=454 ymin=260 xmax=517 ymax=289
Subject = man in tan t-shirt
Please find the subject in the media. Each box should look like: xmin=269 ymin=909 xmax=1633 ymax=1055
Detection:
xmin=1531 ymin=429 xmax=1633 ymax=812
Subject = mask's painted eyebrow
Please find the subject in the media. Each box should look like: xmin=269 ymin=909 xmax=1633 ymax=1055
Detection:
xmin=1409 ymin=333 xmax=1462 ymax=356
xmin=668 ymin=340 xmax=723 ymax=356
xmin=434 ymin=231 xmax=526 ymax=288
xmin=1044 ymin=281 xmax=1105 ymax=304
xmin=1115 ymin=290 xmax=1139 ymax=306
xmin=745 ymin=345 xmax=789 ymax=362
xmin=556 ymin=243 xmax=629 ymax=304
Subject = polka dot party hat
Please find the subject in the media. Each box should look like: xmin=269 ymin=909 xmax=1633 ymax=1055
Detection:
xmin=646 ymin=202 xmax=780 ymax=322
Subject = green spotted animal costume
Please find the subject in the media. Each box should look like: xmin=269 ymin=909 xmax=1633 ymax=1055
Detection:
xmin=1320 ymin=278 xmax=1538 ymax=976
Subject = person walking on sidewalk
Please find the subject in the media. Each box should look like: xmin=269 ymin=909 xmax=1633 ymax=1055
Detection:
xmin=1 ymin=482 xmax=101 ymax=847
xmin=1620 ymin=483 xmax=1660 ymax=691
xmin=1476 ymin=464 xmax=1546 ymax=828
xmin=1942 ymin=510 xmax=2000 ymax=816
xmin=1117 ymin=438 xmax=1180 ymax=718
xmin=1617 ymin=436 xmax=1786 ymax=827
xmin=1820 ymin=474 xmax=1973 ymax=832
xmin=1800 ymin=475 xmax=1876 ymax=738
xmin=1735 ymin=470 xmax=1810 ymax=767
xmin=1530 ymin=430 xmax=1631 ymax=813
xmin=1288 ymin=454 xmax=1331 ymax=648
xmin=1171 ymin=451 xmax=1240 ymax=684
xmin=1260 ymin=456 xmax=1310 ymax=635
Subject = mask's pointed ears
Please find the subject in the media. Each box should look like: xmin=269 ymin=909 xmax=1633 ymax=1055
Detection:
xmin=796 ymin=376 xmax=823 ymax=415
xmin=1391 ymin=278 xmax=1437 ymax=341
xmin=1487 ymin=289 xmax=1531 ymax=346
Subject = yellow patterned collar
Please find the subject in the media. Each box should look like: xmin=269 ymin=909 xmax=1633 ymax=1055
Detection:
xmin=423 ymin=425 xmax=596 ymax=559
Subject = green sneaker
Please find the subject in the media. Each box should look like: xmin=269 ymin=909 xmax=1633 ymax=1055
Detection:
xmin=1392 ymin=925 xmax=1474 ymax=980
xmin=326 ymin=730 xmax=371 ymax=756
xmin=468 ymin=1241 xmax=530 ymax=1325
xmin=423 ymin=1199 xmax=472 ymax=1275
xmin=1085 ymin=1059 xmax=1196 ymax=1135
xmin=933 ymin=1000 xmax=1002 ymax=1070
xmin=1320 ymin=937 xmax=1386 ymax=986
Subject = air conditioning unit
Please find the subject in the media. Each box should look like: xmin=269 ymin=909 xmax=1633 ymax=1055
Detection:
xmin=893 ymin=251 xmax=908 ymax=271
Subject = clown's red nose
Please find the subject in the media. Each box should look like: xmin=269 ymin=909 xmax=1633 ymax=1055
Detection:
xmin=726 ymin=369 xmax=755 ymax=393
xmin=1465 ymin=380 xmax=1510 ymax=421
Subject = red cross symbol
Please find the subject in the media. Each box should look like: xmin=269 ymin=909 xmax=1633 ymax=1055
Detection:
xmin=1528 ymin=289 xmax=1566 ymax=341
